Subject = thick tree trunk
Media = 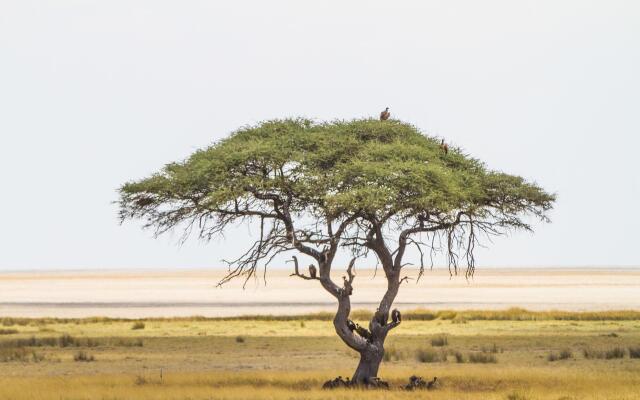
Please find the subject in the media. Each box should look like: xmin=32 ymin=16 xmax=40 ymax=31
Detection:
xmin=313 ymin=252 xmax=400 ymax=387
xmin=352 ymin=345 xmax=384 ymax=384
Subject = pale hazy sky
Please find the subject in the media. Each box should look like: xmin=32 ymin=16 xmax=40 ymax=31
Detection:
xmin=1 ymin=1 xmax=639 ymax=271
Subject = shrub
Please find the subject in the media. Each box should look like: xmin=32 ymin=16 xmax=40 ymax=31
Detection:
xmin=113 ymin=338 xmax=143 ymax=347
xmin=628 ymin=347 xmax=640 ymax=358
xmin=451 ymin=315 xmax=468 ymax=324
xmin=482 ymin=343 xmax=502 ymax=353
xmin=468 ymin=352 xmax=497 ymax=363
xmin=0 ymin=349 xmax=45 ymax=363
xmin=548 ymin=349 xmax=573 ymax=361
xmin=453 ymin=351 xmax=465 ymax=363
xmin=131 ymin=322 xmax=145 ymax=330
xmin=0 ymin=329 xmax=18 ymax=335
xmin=73 ymin=351 xmax=95 ymax=362
xmin=605 ymin=347 xmax=625 ymax=359
xmin=431 ymin=335 xmax=448 ymax=347
xmin=582 ymin=348 xmax=604 ymax=359
xmin=58 ymin=334 xmax=77 ymax=347
xmin=135 ymin=375 xmax=147 ymax=385
xmin=506 ymin=392 xmax=529 ymax=400
xmin=559 ymin=349 xmax=573 ymax=359
xmin=415 ymin=348 xmax=442 ymax=363
xmin=235 ymin=336 xmax=245 ymax=343
xmin=383 ymin=346 xmax=403 ymax=362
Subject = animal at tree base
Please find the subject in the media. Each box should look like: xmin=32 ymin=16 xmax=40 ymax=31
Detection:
xmin=308 ymin=264 xmax=317 ymax=278
xmin=440 ymin=139 xmax=449 ymax=155
xmin=380 ymin=107 xmax=390 ymax=121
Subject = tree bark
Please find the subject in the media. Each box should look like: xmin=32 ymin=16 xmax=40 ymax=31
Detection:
xmin=352 ymin=346 xmax=384 ymax=383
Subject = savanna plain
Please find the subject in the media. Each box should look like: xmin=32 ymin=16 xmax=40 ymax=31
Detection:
xmin=1 ymin=269 xmax=639 ymax=400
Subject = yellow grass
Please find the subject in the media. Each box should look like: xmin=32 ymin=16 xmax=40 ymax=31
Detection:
xmin=0 ymin=312 xmax=639 ymax=399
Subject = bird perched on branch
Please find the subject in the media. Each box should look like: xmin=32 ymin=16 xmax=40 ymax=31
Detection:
xmin=308 ymin=264 xmax=317 ymax=279
xmin=347 ymin=319 xmax=356 ymax=332
xmin=355 ymin=323 xmax=372 ymax=341
xmin=342 ymin=276 xmax=353 ymax=296
xmin=391 ymin=309 xmax=401 ymax=324
xmin=380 ymin=107 xmax=390 ymax=121
xmin=440 ymin=139 xmax=449 ymax=155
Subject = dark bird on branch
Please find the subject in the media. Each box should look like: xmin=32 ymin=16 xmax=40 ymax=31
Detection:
xmin=347 ymin=319 xmax=356 ymax=332
xmin=380 ymin=107 xmax=390 ymax=121
xmin=342 ymin=276 xmax=353 ymax=296
xmin=440 ymin=139 xmax=449 ymax=155
xmin=355 ymin=324 xmax=372 ymax=341
xmin=391 ymin=308 xmax=401 ymax=324
xmin=308 ymin=264 xmax=317 ymax=279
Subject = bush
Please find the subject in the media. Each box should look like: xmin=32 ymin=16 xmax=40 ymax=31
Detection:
xmin=506 ymin=392 xmax=529 ymax=400
xmin=453 ymin=351 xmax=465 ymax=363
xmin=0 ymin=348 xmax=44 ymax=363
xmin=482 ymin=343 xmax=502 ymax=353
xmin=559 ymin=349 xmax=573 ymax=359
xmin=415 ymin=348 xmax=442 ymax=363
xmin=582 ymin=348 xmax=604 ymax=359
xmin=383 ymin=346 xmax=403 ymax=362
xmin=451 ymin=315 xmax=468 ymax=324
xmin=548 ymin=349 xmax=573 ymax=361
xmin=0 ymin=329 xmax=18 ymax=335
xmin=468 ymin=352 xmax=497 ymax=363
xmin=113 ymin=338 xmax=143 ymax=347
xmin=605 ymin=347 xmax=625 ymax=359
xmin=58 ymin=334 xmax=76 ymax=347
xmin=583 ymin=347 xmax=626 ymax=359
xmin=628 ymin=347 xmax=640 ymax=358
xmin=131 ymin=322 xmax=145 ymax=330
xmin=431 ymin=335 xmax=448 ymax=347
xmin=235 ymin=336 xmax=245 ymax=343
xmin=73 ymin=351 xmax=95 ymax=362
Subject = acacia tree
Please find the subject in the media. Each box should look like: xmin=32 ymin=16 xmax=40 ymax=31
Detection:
xmin=119 ymin=118 xmax=554 ymax=384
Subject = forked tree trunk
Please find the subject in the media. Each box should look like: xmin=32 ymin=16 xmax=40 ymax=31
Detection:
xmin=322 ymin=258 xmax=400 ymax=386
xmin=307 ymin=242 xmax=400 ymax=387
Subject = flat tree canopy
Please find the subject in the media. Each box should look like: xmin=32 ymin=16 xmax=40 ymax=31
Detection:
xmin=119 ymin=118 xmax=554 ymax=384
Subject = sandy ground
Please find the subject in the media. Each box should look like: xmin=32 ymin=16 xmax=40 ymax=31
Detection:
xmin=0 ymin=267 xmax=638 ymax=317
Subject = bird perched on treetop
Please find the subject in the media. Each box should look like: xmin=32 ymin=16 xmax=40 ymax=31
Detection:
xmin=380 ymin=107 xmax=390 ymax=121
xmin=308 ymin=264 xmax=317 ymax=279
xmin=440 ymin=139 xmax=449 ymax=155
xmin=392 ymin=309 xmax=401 ymax=324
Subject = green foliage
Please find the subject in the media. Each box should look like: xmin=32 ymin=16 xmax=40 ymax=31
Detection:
xmin=119 ymin=118 xmax=554 ymax=237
